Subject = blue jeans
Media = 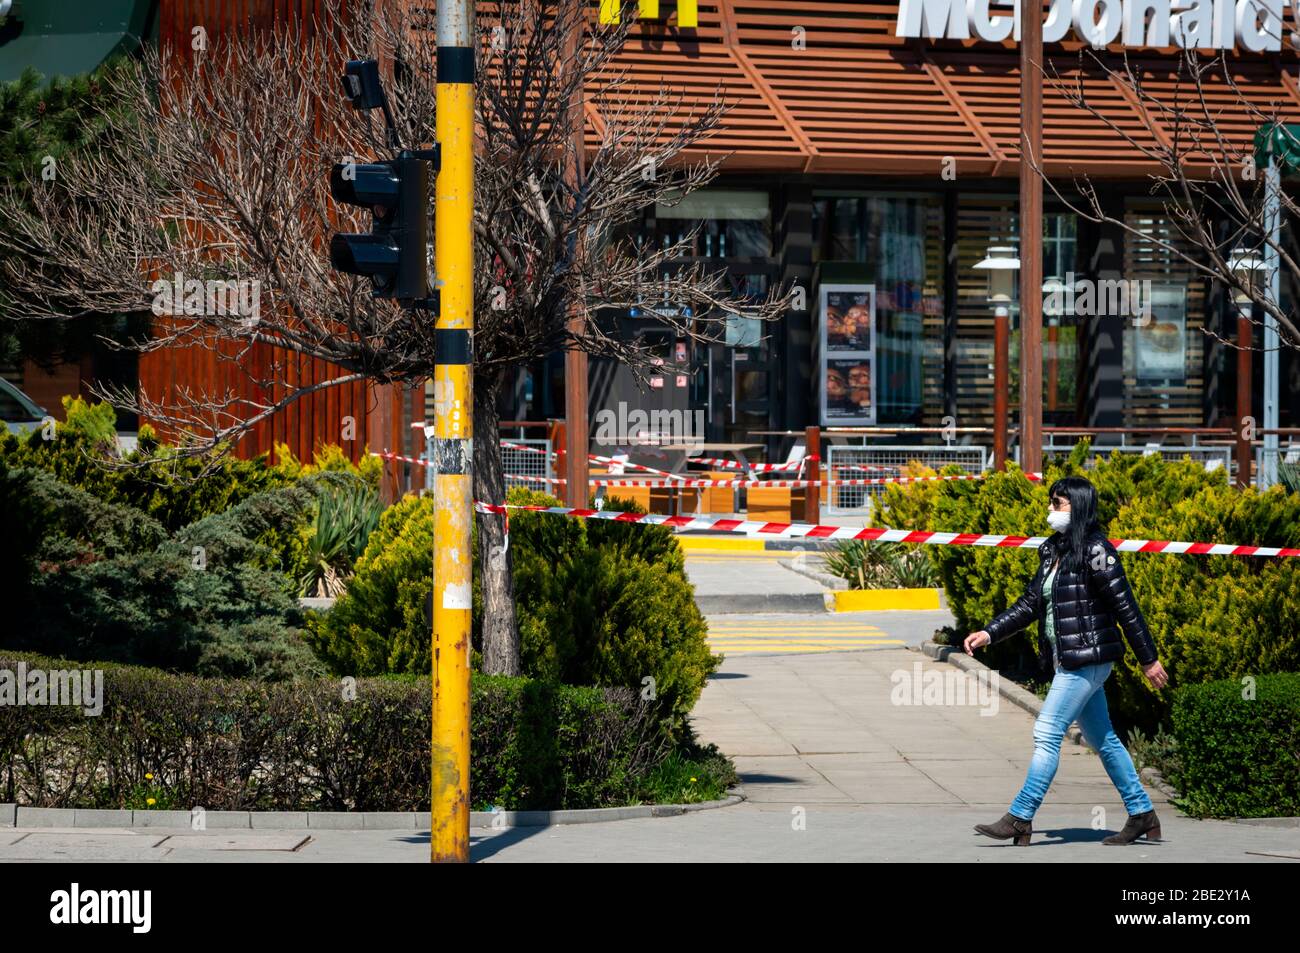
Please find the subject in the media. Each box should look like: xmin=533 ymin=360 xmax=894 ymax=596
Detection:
xmin=1009 ymin=660 xmax=1154 ymax=820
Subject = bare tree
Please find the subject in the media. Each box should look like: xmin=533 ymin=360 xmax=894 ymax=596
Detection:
xmin=1025 ymin=40 xmax=1300 ymax=353
xmin=0 ymin=0 xmax=792 ymax=675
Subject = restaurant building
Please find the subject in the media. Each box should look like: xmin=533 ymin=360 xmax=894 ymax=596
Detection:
xmin=6 ymin=0 xmax=1300 ymax=469
xmin=553 ymin=0 xmax=1300 ymax=462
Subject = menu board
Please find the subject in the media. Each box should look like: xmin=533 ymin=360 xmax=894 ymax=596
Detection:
xmin=820 ymin=284 xmax=876 ymax=424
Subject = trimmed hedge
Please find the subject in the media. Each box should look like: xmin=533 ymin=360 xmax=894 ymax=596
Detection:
xmin=1169 ymin=673 xmax=1300 ymax=818
xmin=309 ymin=488 xmax=718 ymax=739
xmin=0 ymin=653 xmax=672 ymax=812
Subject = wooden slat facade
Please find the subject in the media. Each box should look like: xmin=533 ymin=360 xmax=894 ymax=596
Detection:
xmin=591 ymin=0 xmax=1300 ymax=176
xmin=142 ymin=0 xmax=405 ymax=471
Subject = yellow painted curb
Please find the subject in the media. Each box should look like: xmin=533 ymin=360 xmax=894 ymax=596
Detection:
xmin=677 ymin=537 xmax=766 ymax=553
xmin=831 ymin=588 xmax=942 ymax=612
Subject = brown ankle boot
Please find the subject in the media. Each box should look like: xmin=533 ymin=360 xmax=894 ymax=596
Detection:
xmin=1102 ymin=809 xmax=1161 ymax=845
xmin=974 ymin=811 xmax=1033 ymax=846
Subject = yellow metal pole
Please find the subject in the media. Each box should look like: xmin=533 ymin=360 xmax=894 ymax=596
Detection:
xmin=432 ymin=0 xmax=475 ymax=864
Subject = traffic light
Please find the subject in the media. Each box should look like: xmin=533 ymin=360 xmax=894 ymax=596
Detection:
xmin=328 ymin=153 xmax=433 ymax=304
xmin=327 ymin=59 xmax=438 ymax=308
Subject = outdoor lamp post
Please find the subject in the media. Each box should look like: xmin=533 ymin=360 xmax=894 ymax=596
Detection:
xmin=1227 ymin=247 xmax=1267 ymax=488
xmin=974 ymin=245 xmax=1020 ymax=468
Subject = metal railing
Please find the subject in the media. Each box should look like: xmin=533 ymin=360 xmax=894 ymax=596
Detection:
xmin=1037 ymin=435 xmax=1232 ymax=472
xmin=498 ymin=437 xmax=553 ymax=493
xmin=1256 ymin=442 xmax=1300 ymax=490
xmin=826 ymin=443 xmax=989 ymax=516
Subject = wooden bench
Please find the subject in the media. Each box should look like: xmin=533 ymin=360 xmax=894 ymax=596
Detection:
xmin=682 ymin=471 xmax=737 ymax=515
xmin=746 ymin=484 xmax=807 ymax=523
xmin=590 ymin=467 xmax=674 ymax=514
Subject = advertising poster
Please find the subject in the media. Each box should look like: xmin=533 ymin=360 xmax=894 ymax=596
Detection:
xmin=1134 ymin=285 xmax=1187 ymax=383
xmin=820 ymin=284 xmax=876 ymax=424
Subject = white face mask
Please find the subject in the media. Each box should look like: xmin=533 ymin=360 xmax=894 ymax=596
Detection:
xmin=1046 ymin=510 xmax=1071 ymax=532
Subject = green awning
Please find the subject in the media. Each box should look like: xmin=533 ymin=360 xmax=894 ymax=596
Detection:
xmin=1254 ymin=123 xmax=1300 ymax=175
xmin=0 ymin=0 xmax=154 ymax=84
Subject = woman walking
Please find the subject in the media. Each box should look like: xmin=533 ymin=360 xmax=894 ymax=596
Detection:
xmin=963 ymin=475 xmax=1169 ymax=846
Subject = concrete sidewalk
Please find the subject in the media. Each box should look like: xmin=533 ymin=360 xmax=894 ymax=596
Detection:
xmin=6 ymin=631 xmax=1296 ymax=861
xmin=483 ymin=642 xmax=1298 ymax=860
xmin=685 ymin=548 xmax=830 ymax=613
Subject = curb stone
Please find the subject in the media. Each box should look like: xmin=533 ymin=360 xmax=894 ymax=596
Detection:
xmin=472 ymin=793 xmax=744 ymax=828
xmin=695 ymin=593 xmax=827 ymax=615
xmin=778 ymin=556 xmax=847 ymax=590
xmin=1139 ymin=766 xmax=1180 ymax=801
xmin=1220 ymin=816 xmax=1300 ymax=828
xmin=3 ymin=793 xmax=745 ymax=831
xmin=779 ymin=557 xmax=951 ymax=610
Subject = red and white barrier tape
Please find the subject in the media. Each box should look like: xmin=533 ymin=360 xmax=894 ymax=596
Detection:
xmin=372 ymin=450 xmax=429 ymax=467
xmin=375 ymin=452 xmax=1039 ymax=488
xmin=588 ymin=453 xmax=685 ymax=480
xmin=684 ymin=455 xmax=819 ymax=473
xmin=501 ymin=442 xmax=814 ymax=475
xmin=493 ymin=439 xmax=988 ymax=477
xmin=830 ymin=463 xmax=905 ymax=474
xmin=498 ymin=440 xmax=548 ymax=456
xmin=583 ymin=475 xmax=1022 ymax=488
xmin=499 ymin=440 xmax=688 ymax=481
xmin=471 ymin=502 xmax=1300 ymax=558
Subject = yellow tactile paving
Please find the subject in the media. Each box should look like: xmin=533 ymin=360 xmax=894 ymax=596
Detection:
xmin=684 ymin=552 xmax=805 ymax=563
xmin=705 ymin=619 xmax=906 ymax=655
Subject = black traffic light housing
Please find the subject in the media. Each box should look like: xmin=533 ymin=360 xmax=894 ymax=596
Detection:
xmin=327 ymin=60 xmax=440 ymax=310
xmin=329 ymin=154 xmax=434 ymax=303
xmin=341 ymin=60 xmax=387 ymax=112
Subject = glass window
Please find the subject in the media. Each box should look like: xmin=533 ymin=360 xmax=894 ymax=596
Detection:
xmin=725 ymin=312 xmax=762 ymax=348
xmin=1122 ymin=204 xmax=1207 ymax=426
xmin=957 ymin=202 xmax=1081 ymax=427
xmin=1042 ymin=213 xmax=1077 ymax=286
xmin=652 ymin=189 xmax=771 ymax=258
xmin=1042 ymin=213 xmax=1079 ymax=418
xmin=812 ymin=194 xmax=945 ymax=425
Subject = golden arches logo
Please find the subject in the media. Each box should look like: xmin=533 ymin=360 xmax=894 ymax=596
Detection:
xmin=599 ymin=0 xmax=696 ymax=28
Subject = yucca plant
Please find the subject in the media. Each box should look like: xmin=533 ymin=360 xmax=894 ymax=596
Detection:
xmin=297 ymin=476 xmax=382 ymax=598
xmin=822 ymin=540 xmax=937 ymax=589
xmin=1279 ymin=461 xmax=1300 ymax=495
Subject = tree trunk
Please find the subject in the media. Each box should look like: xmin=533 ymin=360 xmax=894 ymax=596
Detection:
xmin=473 ymin=373 xmax=521 ymax=676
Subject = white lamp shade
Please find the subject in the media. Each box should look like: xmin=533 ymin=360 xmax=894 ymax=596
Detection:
xmin=1227 ymin=247 xmax=1268 ymax=303
xmin=974 ymin=245 xmax=1020 ymax=303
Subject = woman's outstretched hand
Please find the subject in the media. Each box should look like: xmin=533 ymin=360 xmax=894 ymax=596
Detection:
xmin=963 ymin=630 xmax=991 ymax=654
xmin=1143 ymin=660 xmax=1169 ymax=691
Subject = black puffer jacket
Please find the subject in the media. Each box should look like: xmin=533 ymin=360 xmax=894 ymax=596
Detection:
xmin=983 ymin=528 xmax=1159 ymax=672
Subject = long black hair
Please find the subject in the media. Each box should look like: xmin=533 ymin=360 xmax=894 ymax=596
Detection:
xmin=1048 ymin=475 xmax=1102 ymax=573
